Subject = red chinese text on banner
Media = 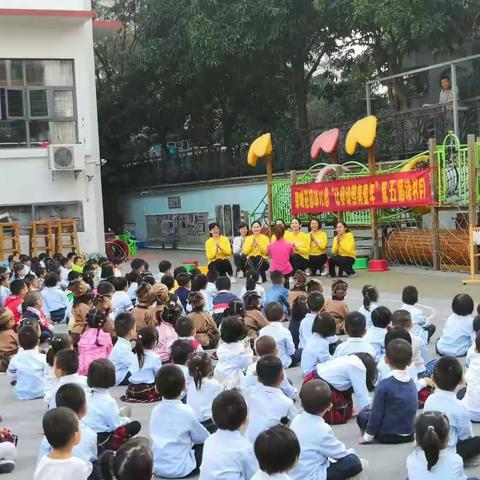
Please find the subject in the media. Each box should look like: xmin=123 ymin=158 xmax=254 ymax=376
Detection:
xmin=291 ymin=169 xmax=433 ymax=214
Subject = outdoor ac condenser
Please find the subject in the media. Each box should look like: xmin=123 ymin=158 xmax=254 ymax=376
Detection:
xmin=48 ymin=144 xmax=85 ymax=171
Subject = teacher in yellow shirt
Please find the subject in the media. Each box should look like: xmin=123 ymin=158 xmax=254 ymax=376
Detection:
xmin=285 ymin=217 xmax=310 ymax=273
xmin=205 ymin=222 xmax=233 ymax=277
xmin=308 ymin=218 xmax=328 ymax=276
xmin=243 ymin=220 xmax=270 ymax=283
xmin=328 ymin=221 xmax=356 ymax=278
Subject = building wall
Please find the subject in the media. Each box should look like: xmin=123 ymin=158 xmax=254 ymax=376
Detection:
xmin=0 ymin=9 xmax=105 ymax=255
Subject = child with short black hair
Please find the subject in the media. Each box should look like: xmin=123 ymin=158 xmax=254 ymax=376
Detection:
xmin=109 ymin=313 xmax=135 ymax=385
xmin=161 ymin=274 xmax=175 ymax=292
xmin=150 ymin=364 xmax=209 ymax=478
xmin=170 ymin=339 xmax=195 ymax=390
xmin=401 ymin=285 xmax=436 ymax=345
xmin=365 ymin=305 xmax=392 ymax=361
xmin=7 ymin=325 xmax=46 ymax=399
xmin=85 ymin=358 xmax=140 ymax=452
xmin=298 ymin=291 xmax=325 ymax=349
xmin=334 ymin=311 xmax=375 ymax=360
xmin=0 ymin=273 xmax=11 ymax=308
xmin=175 ymin=315 xmax=202 ymax=352
xmin=212 ymin=276 xmax=239 ymax=322
xmin=200 ymin=389 xmax=258 ymax=479
xmin=125 ymin=271 xmax=140 ymax=305
xmin=301 ymin=312 xmax=339 ymax=376
xmin=252 ymin=425 xmax=300 ymax=479
xmin=259 ymin=302 xmax=300 ymax=368
xmin=44 ymin=334 xmax=73 ymax=404
xmin=175 ymin=272 xmax=192 ymax=311
xmin=111 ymin=277 xmax=134 ymax=319
xmin=357 ymin=338 xmax=418 ymax=444
xmin=187 ymin=352 xmax=223 ymax=432
xmin=424 ymin=356 xmax=480 ymax=462
xmin=461 ymin=332 xmax=480 ymax=422
xmin=264 ymin=271 xmax=290 ymax=316
xmin=4 ymin=279 xmax=27 ymax=325
xmin=205 ymin=269 xmax=218 ymax=307
xmin=21 ymin=290 xmax=53 ymax=342
xmin=214 ymin=316 xmax=253 ymax=388
xmin=124 ymin=326 xmax=161 ymax=403
xmin=465 ymin=314 xmax=480 ymax=368
xmin=158 ymin=260 xmax=172 ymax=276
xmin=437 ymin=293 xmax=475 ymax=357
xmin=324 ymin=279 xmax=349 ymax=335
xmin=245 ymin=355 xmax=297 ymax=442
xmin=187 ymin=292 xmax=219 ymax=349
xmin=38 ymin=383 xmax=97 ymax=476
xmin=41 ymin=273 xmax=69 ymax=324
xmin=290 ymin=380 xmax=364 ymax=480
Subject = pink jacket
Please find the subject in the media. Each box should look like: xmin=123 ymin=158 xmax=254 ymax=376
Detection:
xmin=156 ymin=322 xmax=179 ymax=362
xmin=78 ymin=328 xmax=113 ymax=375
xmin=268 ymin=238 xmax=294 ymax=275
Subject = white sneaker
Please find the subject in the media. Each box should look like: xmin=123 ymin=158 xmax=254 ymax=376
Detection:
xmin=237 ymin=271 xmax=244 ymax=279
xmin=305 ymin=268 xmax=312 ymax=276
xmin=320 ymin=270 xmax=328 ymax=276
xmin=228 ymin=274 xmax=236 ymax=284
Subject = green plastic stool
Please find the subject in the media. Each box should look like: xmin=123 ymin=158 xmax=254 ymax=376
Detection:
xmin=183 ymin=264 xmax=197 ymax=273
xmin=353 ymin=257 xmax=369 ymax=270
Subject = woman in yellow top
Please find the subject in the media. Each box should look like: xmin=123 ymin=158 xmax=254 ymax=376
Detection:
xmin=243 ymin=220 xmax=270 ymax=283
xmin=308 ymin=218 xmax=328 ymax=276
xmin=205 ymin=222 xmax=233 ymax=277
xmin=285 ymin=217 xmax=310 ymax=273
xmin=329 ymin=221 xmax=356 ymax=278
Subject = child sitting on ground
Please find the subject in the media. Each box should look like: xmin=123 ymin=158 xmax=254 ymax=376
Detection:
xmin=358 ymin=285 xmax=379 ymax=329
xmin=170 ymin=339 xmax=195 ymax=393
xmin=7 ymin=325 xmax=46 ymax=400
xmin=126 ymin=272 xmax=140 ymax=305
xmin=155 ymin=297 xmax=181 ymax=363
xmin=290 ymin=380 xmax=364 ymax=480
xmin=259 ymin=302 xmax=300 ymax=369
xmin=175 ymin=272 xmax=192 ymax=312
xmin=69 ymin=280 xmax=94 ymax=345
xmin=461 ymin=332 xmax=480 ymax=422
xmin=4 ymin=279 xmax=27 ymax=325
xmin=0 ymin=308 xmax=18 ymax=372
xmin=288 ymin=270 xmax=308 ymax=312
xmin=264 ymin=271 xmax=290 ymax=317
xmin=365 ymin=306 xmax=392 ymax=361
xmin=212 ymin=276 xmax=239 ymax=324
xmin=85 ymin=359 xmax=141 ymax=453
xmin=131 ymin=282 xmax=156 ymax=330
xmin=41 ymin=273 xmax=69 ymax=324
xmin=205 ymin=270 xmax=218 ymax=310
xmin=357 ymin=338 xmax=417 ymax=444
xmin=191 ymin=274 xmax=214 ymax=313
xmin=21 ymin=291 xmax=54 ymax=343
xmin=109 ymin=313 xmax=136 ymax=386
xmin=187 ymin=292 xmax=219 ymax=349
xmin=44 ymin=334 xmax=73 ymax=404
xmin=242 ymin=335 xmax=297 ymax=400
xmin=111 ymin=277 xmax=134 ymax=319
xmin=298 ymin=291 xmax=325 ymax=349
xmin=124 ymin=326 xmax=161 ymax=403
xmin=38 ymin=384 xmax=97 ymax=476
xmin=199 ymin=390 xmax=258 ymax=479
xmin=214 ymin=316 xmax=253 ymax=388
xmin=324 ymin=279 xmax=349 ymax=335
xmin=187 ymin=352 xmax=223 ymax=433
xmin=252 ymin=425 xmax=300 ymax=480
xmin=334 ymin=311 xmax=375 ymax=358
xmin=150 ymin=364 xmax=210 ymax=479
xmin=424 ymin=356 xmax=480 ymax=463
xmin=243 ymin=291 xmax=269 ymax=339
xmin=301 ymin=313 xmax=339 ymax=376
xmin=34 ymin=407 xmax=89 ymax=480
xmin=78 ymin=309 xmax=113 ymax=376
xmin=245 ymin=355 xmax=297 ymax=443
xmin=0 ymin=273 xmax=11 ymax=308
xmin=175 ymin=316 xmax=202 ymax=352
xmin=465 ymin=315 xmax=480 ymax=368
xmin=401 ymin=285 xmax=436 ymax=345
xmin=240 ymin=270 xmax=266 ymax=307
xmin=437 ymin=293 xmax=475 ymax=357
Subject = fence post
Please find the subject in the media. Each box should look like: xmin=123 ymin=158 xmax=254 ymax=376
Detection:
xmin=429 ymin=138 xmax=440 ymax=270
xmin=467 ymin=134 xmax=478 ymax=276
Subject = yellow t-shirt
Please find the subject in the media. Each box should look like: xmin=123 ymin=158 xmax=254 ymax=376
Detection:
xmin=243 ymin=234 xmax=270 ymax=259
xmin=332 ymin=232 xmax=356 ymax=258
xmin=284 ymin=231 xmax=310 ymax=259
xmin=309 ymin=230 xmax=328 ymax=256
xmin=205 ymin=235 xmax=232 ymax=263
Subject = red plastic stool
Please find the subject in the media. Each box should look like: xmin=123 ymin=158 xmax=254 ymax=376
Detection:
xmin=183 ymin=260 xmax=199 ymax=267
xmin=368 ymin=259 xmax=389 ymax=272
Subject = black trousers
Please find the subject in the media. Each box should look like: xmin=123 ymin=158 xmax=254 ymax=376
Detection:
xmin=208 ymin=259 xmax=233 ymax=276
xmin=290 ymin=253 xmax=309 ymax=273
xmin=457 ymin=436 xmax=480 ymax=461
xmin=308 ymin=254 xmax=328 ymax=275
xmin=328 ymin=255 xmax=355 ymax=276
xmin=326 ymin=453 xmax=363 ymax=480
xmin=357 ymin=409 xmax=414 ymax=444
xmin=246 ymin=256 xmax=270 ymax=282
xmin=233 ymin=253 xmax=247 ymax=275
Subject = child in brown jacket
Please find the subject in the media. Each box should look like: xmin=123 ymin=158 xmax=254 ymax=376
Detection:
xmin=0 ymin=308 xmax=18 ymax=372
xmin=187 ymin=291 xmax=219 ymax=349
xmin=243 ymin=291 xmax=269 ymax=339
xmin=324 ymin=279 xmax=349 ymax=335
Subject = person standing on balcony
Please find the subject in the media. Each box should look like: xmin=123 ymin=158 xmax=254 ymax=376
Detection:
xmin=307 ymin=218 xmax=328 ymax=276
xmin=439 ymin=76 xmax=454 ymax=104
xmin=328 ymin=222 xmax=357 ymax=278
xmin=232 ymin=222 xmax=248 ymax=279
xmin=243 ymin=221 xmax=270 ymax=283
xmin=205 ymin=223 xmax=234 ymax=280
xmin=285 ymin=218 xmax=310 ymax=274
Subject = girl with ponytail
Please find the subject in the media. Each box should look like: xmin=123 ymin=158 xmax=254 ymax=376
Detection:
xmin=186 ymin=352 xmax=222 ymax=433
xmin=358 ymin=284 xmax=379 ymax=329
xmin=407 ymin=412 xmax=469 ymax=479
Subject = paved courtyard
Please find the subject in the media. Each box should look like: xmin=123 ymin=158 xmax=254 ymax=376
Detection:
xmin=3 ymin=248 xmax=480 ymax=479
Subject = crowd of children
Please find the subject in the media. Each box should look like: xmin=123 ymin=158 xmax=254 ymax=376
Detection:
xmin=1 ymin=250 xmax=480 ymax=480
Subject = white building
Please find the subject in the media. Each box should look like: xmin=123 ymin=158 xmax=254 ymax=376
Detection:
xmin=0 ymin=1 xmax=117 ymax=255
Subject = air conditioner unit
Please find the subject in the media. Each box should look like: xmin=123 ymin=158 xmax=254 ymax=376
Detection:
xmin=48 ymin=144 xmax=85 ymax=171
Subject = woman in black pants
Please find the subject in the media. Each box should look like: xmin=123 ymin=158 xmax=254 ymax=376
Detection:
xmin=244 ymin=220 xmax=270 ymax=283
xmin=308 ymin=218 xmax=328 ymax=276
xmin=328 ymin=221 xmax=357 ymax=278
xmin=205 ymin=223 xmax=233 ymax=277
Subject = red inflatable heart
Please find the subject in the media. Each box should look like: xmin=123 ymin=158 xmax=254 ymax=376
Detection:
xmin=311 ymin=128 xmax=340 ymax=159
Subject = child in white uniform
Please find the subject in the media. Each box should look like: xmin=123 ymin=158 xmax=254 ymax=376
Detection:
xmin=364 ymin=306 xmax=391 ymax=361
xmin=298 ymin=291 xmax=325 ymax=349
xmin=334 ymin=311 xmax=375 ymax=358
xmin=358 ymin=284 xmax=379 ymax=329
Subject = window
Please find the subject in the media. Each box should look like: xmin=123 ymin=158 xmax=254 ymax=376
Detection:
xmin=0 ymin=59 xmax=76 ymax=147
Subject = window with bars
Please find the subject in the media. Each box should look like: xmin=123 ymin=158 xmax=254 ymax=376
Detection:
xmin=0 ymin=59 xmax=77 ymax=147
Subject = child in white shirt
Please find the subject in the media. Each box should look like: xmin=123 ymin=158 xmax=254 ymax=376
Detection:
xmin=7 ymin=324 xmax=47 ymax=400
xmin=244 ymin=355 xmax=297 ymax=443
xmin=251 ymin=425 xmax=300 ymax=480
xmin=259 ymin=302 xmax=300 ymax=369
xmin=465 ymin=315 xmax=480 ymax=368
xmin=170 ymin=339 xmax=195 ymax=397
xmin=334 ymin=311 xmax=375 ymax=358
xmin=214 ymin=316 xmax=253 ymax=388
xmin=111 ymin=277 xmax=134 ymax=319
xmin=150 ymin=364 xmax=209 ymax=478
xmin=461 ymin=332 xmax=480 ymax=422
xmin=200 ymin=390 xmax=258 ymax=480
xmin=125 ymin=271 xmax=140 ymax=305
xmin=364 ymin=306 xmax=391 ymax=361
xmin=109 ymin=313 xmax=136 ymax=386
xmin=298 ymin=291 xmax=325 ymax=349
xmin=187 ymin=352 xmax=223 ymax=432
xmin=34 ymin=407 xmax=89 ymax=480
xmin=290 ymin=380 xmax=364 ymax=480
xmin=175 ymin=316 xmax=203 ymax=352
xmin=41 ymin=273 xmax=70 ymax=324
xmin=358 ymin=284 xmax=379 ymax=329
